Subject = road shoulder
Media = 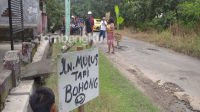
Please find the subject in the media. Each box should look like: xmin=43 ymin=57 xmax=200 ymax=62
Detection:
xmin=100 ymin=47 xmax=197 ymax=112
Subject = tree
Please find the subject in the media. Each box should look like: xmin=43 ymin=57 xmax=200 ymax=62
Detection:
xmin=120 ymin=0 xmax=191 ymax=30
xmin=46 ymin=0 xmax=65 ymax=29
xmin=178 ymin=0 xmax=200 ymax=25
xmin=70 ymin=0 xmax=123 ymax=18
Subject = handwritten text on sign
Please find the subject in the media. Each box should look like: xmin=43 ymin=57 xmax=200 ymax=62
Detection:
xmin=58 ymin=48 xmax=99 ymax=112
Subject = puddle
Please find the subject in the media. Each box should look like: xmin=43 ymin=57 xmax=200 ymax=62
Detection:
xmin=116 ymin=45 xmax=128 ymax=51
xmin=147 ymin=48 xmax=160 ymax=52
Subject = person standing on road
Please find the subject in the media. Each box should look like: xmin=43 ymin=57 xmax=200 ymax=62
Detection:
xmin=85 ymin=11 xmax=94 ymax=45
xmin=107 ymin=17 xmax=115 ymax=54
xmin=85 ymin=11 xmax=94 ymax=36
xmin=99 ymin=17 xmax=107 ymax=42
xmin=79 ymin=18 xmax=84 ymax=36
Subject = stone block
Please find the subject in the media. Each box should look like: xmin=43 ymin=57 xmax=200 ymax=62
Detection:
xmin=21 ymin=42 xmax=35 ymax=63
xmin=10 ymin=80 xmax=34 ymax=96
xmin=32 ymin=39 xmax=49 ymax=62
xmin=2 ymin=80 xmax=34 ymax=112
xmin=3 ymin=50 xmax=21 ymax=87
xmin=2 ymin=95 xmax=32 ymax=112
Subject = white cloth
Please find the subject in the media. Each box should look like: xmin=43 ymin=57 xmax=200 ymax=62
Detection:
xmin=100 ymin=20 xmax=107 ymax=31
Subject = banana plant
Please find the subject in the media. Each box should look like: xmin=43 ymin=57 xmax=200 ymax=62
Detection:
xmin=115 ymin=5 xmax=124 ymax=30
xmin=115 ymin=5 xmax=124 ymax=48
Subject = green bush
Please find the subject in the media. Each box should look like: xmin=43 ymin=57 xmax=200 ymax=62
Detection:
xmin=120 ymin=0 xmax=200 ymax=32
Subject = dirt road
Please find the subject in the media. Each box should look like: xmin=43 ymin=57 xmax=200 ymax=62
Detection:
xmin=99 ymin=37 xmax=200 ymax=112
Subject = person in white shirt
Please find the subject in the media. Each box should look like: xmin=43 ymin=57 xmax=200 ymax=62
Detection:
xmin=99 ymin=17 xmax=107 ymax=41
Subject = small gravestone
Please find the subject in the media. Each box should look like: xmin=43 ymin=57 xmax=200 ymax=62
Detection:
xmin=21 ymin=42 xmax=34 ymax=63
xmin=3 ymin=50 xmax=21 ymax=87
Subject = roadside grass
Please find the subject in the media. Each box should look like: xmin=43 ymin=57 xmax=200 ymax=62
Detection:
xmin=45 ymin=42 xmax=64 ymax=105
xmin=45 ymin=42 xmax=160 ymax=112
xmin=119 ymin=28 xmax=200 ymax=58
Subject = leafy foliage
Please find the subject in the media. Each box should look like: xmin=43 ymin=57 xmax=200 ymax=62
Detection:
xmin=71 ymin=0 xmax=123 ymax=18
xmin=45 ymin=0 xmax=200 ymax=32
xmin=46 ymin=0 xmax=65 ymax=29
xmin=115 ymin=5 xmax=124 ymax=30
xmin=178 ymin=0 xmax=200 ymax=25
xmin=120 ymin=0 xmax=200 ymax=31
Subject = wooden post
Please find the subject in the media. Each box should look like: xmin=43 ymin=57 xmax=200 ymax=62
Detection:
xmin=78 ymin=105 xmax=84 ymax=112
xmin=77 ymin=46 xmax=84 ymax=51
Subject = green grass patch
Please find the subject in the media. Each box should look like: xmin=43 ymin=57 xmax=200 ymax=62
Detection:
xmin=45 ymin=42 xmax=64 ymax=105
xmin=120 ymin=28 xmax=200 ymax=58
xmin=45 ymin=42 xmax=159 ymax=112
xmin=144 ymin=31 xmax=200 ymax=58
xmin=82 ymin=52 xmax=159 ymax=112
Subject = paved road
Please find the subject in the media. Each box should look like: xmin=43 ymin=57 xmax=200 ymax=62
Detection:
xmin=0 ymin=42 xmax=21 ymax=71
xmin=100 ymin=37 xmax=200 ymax=111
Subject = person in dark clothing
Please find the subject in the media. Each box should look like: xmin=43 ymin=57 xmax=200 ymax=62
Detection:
xmin=85 ymin=18 xmax=92 ymax=34
xmin=61 ymin=25 xmax=65 ymax=35
xmin=29 ymin=87 xmax=57 ymax=112
xmin=85 ymin=11 xmax=94 ymax=36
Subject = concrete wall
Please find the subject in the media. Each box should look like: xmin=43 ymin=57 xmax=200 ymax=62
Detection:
xmin=0 ymin=70 xmax=12 ymax=111
xmin=2 ymin=80 xmax=34 ymax=112
xmin=0 ymin=28 xmax=35 ymax=41
xmin=0 ymin=0 xmax=41 ymax=41
xmin=0 ymin=0 xmax=40 ymax=28
xmin=1 ymin=37 xmax=50 ymax=112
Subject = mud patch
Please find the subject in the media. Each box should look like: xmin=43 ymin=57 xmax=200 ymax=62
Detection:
xmin=161 ymin=82 xmax=184 ymax=93
xmin=127 ymin=68 xmax=196 ymax=112
xmin=169 ymin=100 xmax=195 ymax=112
xmin=127 ymin=69 xmax=137 ymax=74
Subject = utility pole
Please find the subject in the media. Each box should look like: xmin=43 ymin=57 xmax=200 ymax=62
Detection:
xmin=65 ymin=0 xmax=70 ymax=37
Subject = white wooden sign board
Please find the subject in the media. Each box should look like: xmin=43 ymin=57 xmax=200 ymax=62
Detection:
xmin=58 ymin=48 xmax=99 ymax=112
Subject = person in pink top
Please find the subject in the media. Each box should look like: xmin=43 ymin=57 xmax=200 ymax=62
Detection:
xmin=107 ymin=17 xmax=115 ymax=54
